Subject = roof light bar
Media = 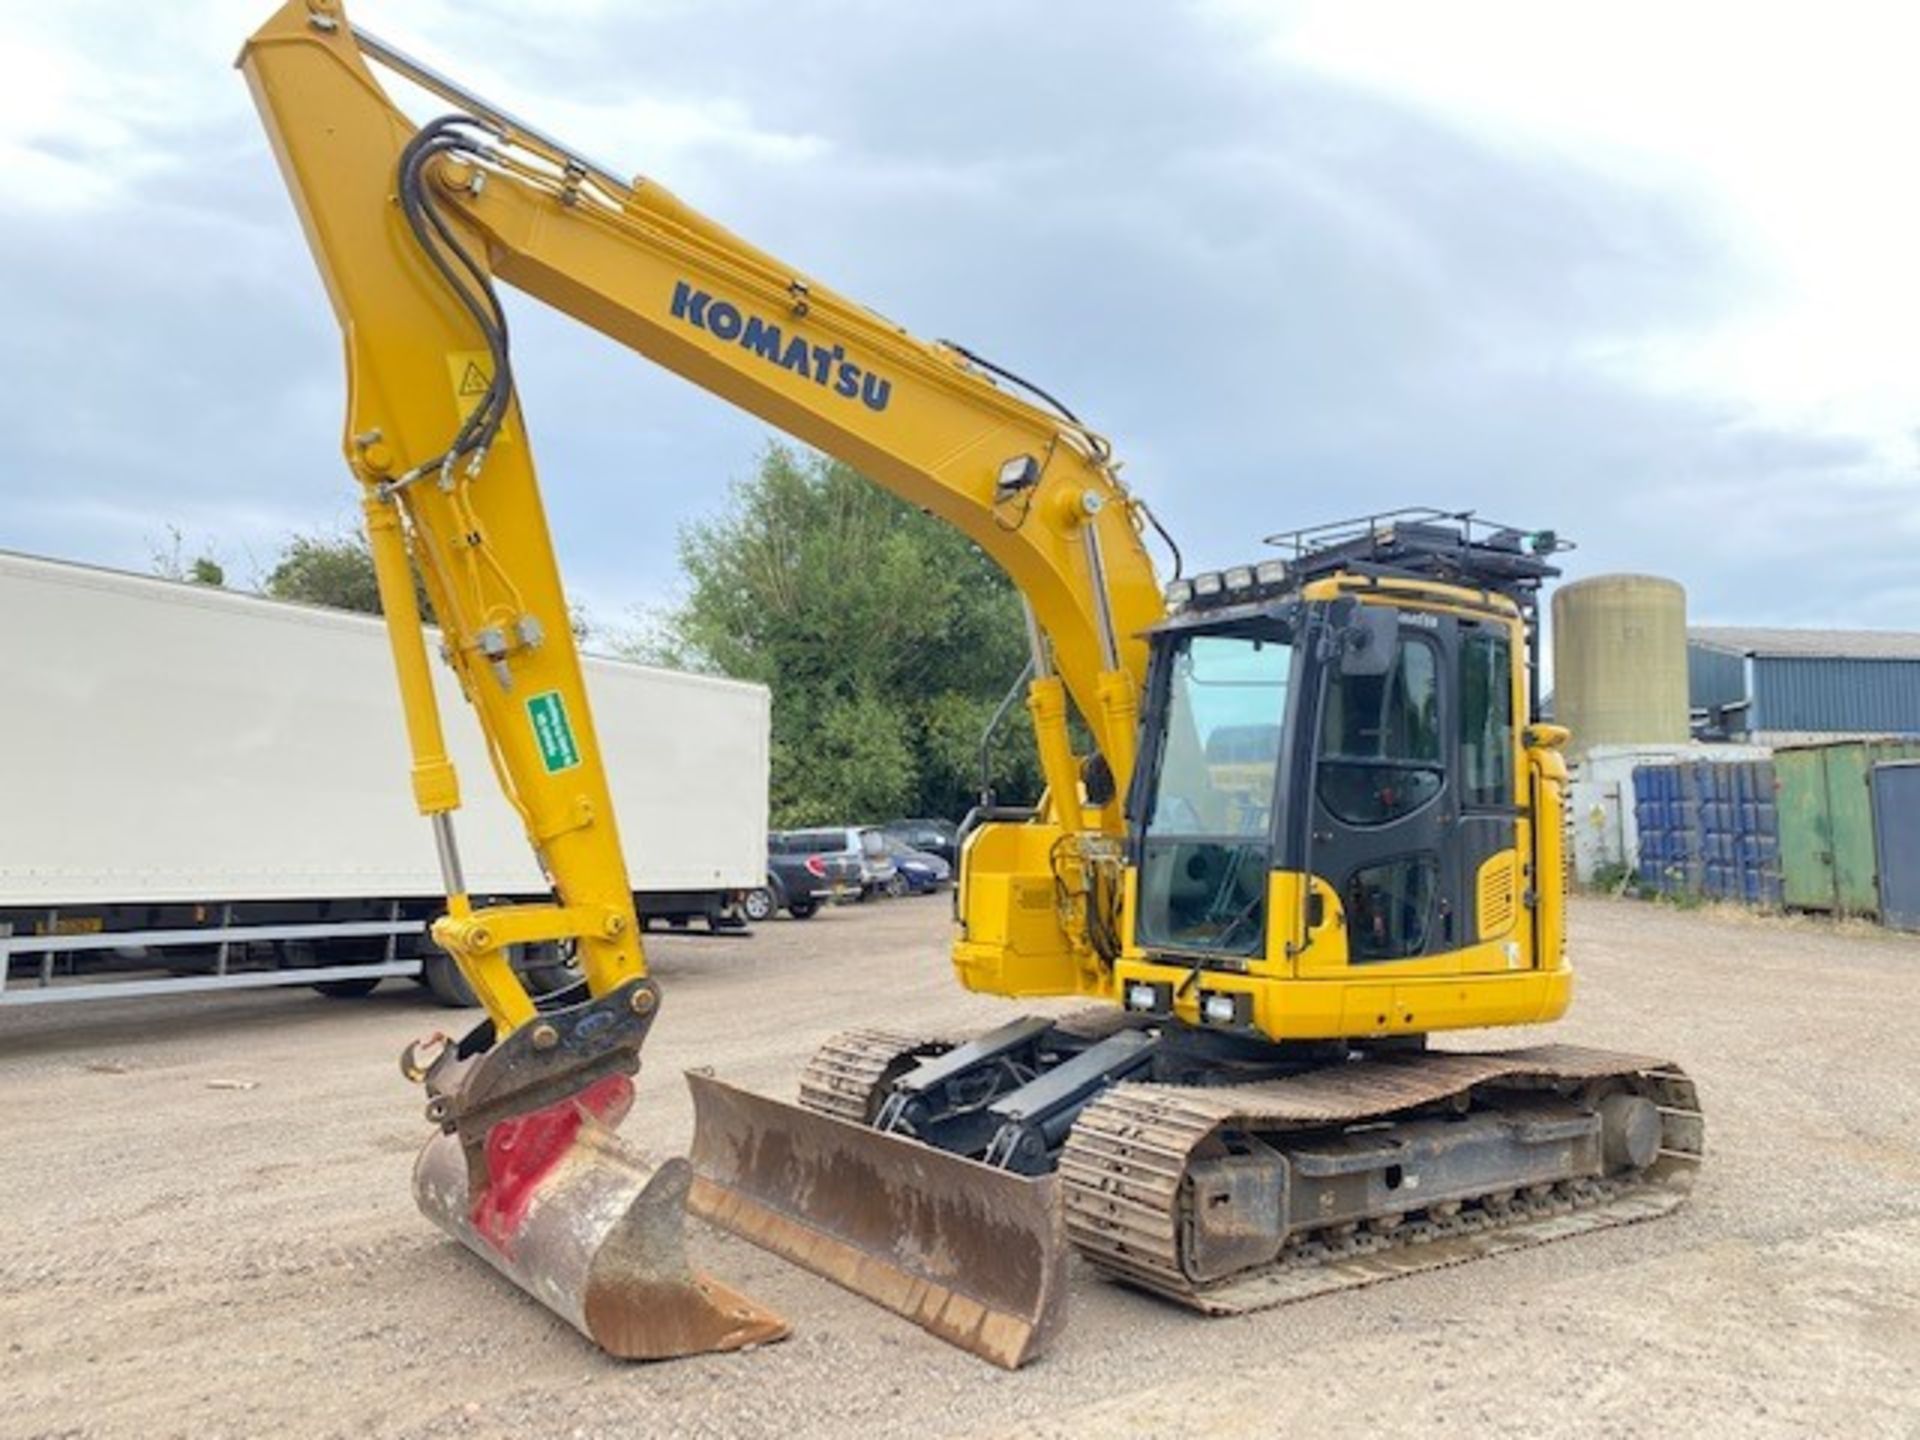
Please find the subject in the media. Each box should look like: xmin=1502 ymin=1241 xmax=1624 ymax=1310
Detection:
xmin=1164 ymin=558 xmax=1295 ymax=611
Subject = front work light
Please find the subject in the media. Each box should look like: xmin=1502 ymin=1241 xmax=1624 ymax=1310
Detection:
xmin=1200 ymin=990 xmax=1252 ymax=1026
xmin=1125 ymin=980 xmax=1173 ymax=1014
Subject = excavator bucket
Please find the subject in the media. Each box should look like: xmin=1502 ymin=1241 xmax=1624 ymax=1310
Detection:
xmin=413 ymin=1074 xmax=789 ymax=1360
xmin=684 ymin=1071 xmax=1067 ymax=1369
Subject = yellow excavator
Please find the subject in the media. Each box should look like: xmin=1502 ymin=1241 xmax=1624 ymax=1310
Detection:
xmin=240 ymin=1 xmax=1702 ymax=1370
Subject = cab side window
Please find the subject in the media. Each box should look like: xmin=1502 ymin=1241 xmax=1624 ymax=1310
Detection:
xmin=1460 ymin=629 xmax=1514 ymax=808
xmin=1316 ymin=633 xmax=1443 ymax=826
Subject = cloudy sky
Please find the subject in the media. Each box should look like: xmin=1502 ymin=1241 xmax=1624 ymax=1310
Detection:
xmin=3 ymin=0 xmax=1916 ymax=634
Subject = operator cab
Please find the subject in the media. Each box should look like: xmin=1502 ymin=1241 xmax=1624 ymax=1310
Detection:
xmin=1126 ymin=510 xmax=1566 ymax=971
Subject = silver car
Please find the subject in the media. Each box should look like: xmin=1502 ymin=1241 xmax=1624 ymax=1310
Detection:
xmin=776 ymin=826 xmax=897 ymax=899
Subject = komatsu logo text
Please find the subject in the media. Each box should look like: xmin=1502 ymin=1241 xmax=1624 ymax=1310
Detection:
xmin=670 ymin=281 xmax=892 ymax=413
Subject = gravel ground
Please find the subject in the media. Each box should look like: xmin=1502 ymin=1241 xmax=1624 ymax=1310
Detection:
xmin=3 ymin=895 xmax=1918 ymax=1439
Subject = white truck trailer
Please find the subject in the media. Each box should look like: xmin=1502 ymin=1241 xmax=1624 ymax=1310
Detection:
xmin=0 ymin=551 xmax=769 ymax=1007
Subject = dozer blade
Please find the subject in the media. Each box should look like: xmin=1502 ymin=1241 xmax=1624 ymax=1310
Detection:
xmin=683 ymin=1071 xmax=1067 ymax=1370
xmin=413 ymin=1074 xmax=789 ymax=1360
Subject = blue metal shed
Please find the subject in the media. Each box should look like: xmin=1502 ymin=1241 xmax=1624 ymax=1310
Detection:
xmin=1688 ymin=627 xmax=1920 ymax=740
xmin=1872 ymin=761 xmax=1920 ymax=932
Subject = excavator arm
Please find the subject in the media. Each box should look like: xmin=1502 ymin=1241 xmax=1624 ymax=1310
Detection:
xmin=244 ymin=2 xmax=1163 ymax=1027
xmin=240 ymin=0 xmax=1166 ymax=1366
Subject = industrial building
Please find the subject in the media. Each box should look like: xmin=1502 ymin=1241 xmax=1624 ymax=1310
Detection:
xmin=1551 ymin=578 xmax=1920 ymax=925
xmin=1688 ymin=627 xmax=1920 ymax=741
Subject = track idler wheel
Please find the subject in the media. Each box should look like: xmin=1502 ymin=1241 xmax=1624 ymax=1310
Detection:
xmin=1597 ymin=1091 xmax=1662 ymax=1173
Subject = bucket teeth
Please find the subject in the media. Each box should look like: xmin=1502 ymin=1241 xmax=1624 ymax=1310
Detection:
xmin=684 ymin=1070 xmax=1067 ymax=1370
xmin=413 ymin=1080 xmax=788 ymax=1361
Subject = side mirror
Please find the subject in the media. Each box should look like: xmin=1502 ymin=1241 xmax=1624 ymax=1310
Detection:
xmin=1523 ymin=722 xmax=1570 ymax=751
xmin=1340 ymin=606 xmax=1399 ymax=677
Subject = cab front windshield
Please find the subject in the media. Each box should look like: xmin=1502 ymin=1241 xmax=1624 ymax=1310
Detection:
xmin=1137 ymin=627 xmax=1294 ymax=958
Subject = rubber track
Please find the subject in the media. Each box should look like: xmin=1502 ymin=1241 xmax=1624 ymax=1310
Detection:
xmin=1058 ymin=1044 xmax=1703 ymax=1312
xmin=797 ymin=1027 xmax=945 ymax=1124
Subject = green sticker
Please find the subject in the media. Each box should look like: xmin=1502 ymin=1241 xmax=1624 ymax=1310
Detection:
xmin=526 ymin=690 xmax=582 ymax=774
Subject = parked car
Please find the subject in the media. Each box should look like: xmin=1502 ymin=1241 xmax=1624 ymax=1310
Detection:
xmin=879 ymin=817 xmax=960 ymax=868
xmin=877 ymin=836 xmax=951 ymax=896
xmin=749 ymin=835 xmax=864 ymax=920
xmin=771 ymin=826 xmax=897 ymax=901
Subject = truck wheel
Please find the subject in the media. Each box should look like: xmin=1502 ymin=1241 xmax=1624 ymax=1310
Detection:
xmin=785 ymin=899 xmax=819 ymax=920
xmin=742 ymin=887 xmax=776 ymax=923
xmin=312 ymin=976 xmax=382 ymax=999
xmin=520 ymin=942 xmax=581 ymax=998
xmin=422 ymin=953 xmax=478 ymax=1009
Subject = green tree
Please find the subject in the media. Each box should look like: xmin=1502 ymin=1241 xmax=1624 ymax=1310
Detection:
xmin=263 ymin=531 xmax=386 ymax=614
xmin=632 ymin=444 xmax=1042 ymax=827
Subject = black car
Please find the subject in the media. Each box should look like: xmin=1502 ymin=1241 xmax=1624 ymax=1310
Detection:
xmin=747 ymin=834 xmax=864 ymax=921
xmin=878 ymin=817 xmax=960 ymax=868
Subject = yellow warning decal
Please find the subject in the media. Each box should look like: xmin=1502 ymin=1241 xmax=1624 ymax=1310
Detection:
xmin=445 ymin=350 xmax=515 ymax=444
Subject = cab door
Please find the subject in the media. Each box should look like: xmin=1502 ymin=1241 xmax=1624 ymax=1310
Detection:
xmin=1452 ymin=620 xmax=1523 ymax=949
xmin=1306 ymin=614 xmax=1460 ymax=963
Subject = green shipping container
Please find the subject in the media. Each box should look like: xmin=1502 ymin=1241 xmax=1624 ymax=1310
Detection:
xmin=1776 ymin=739 xmax=1920 ymax=914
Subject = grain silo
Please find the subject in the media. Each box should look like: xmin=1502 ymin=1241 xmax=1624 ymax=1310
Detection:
xmin=1552 ymin=574 xmax=1689 ymax=752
